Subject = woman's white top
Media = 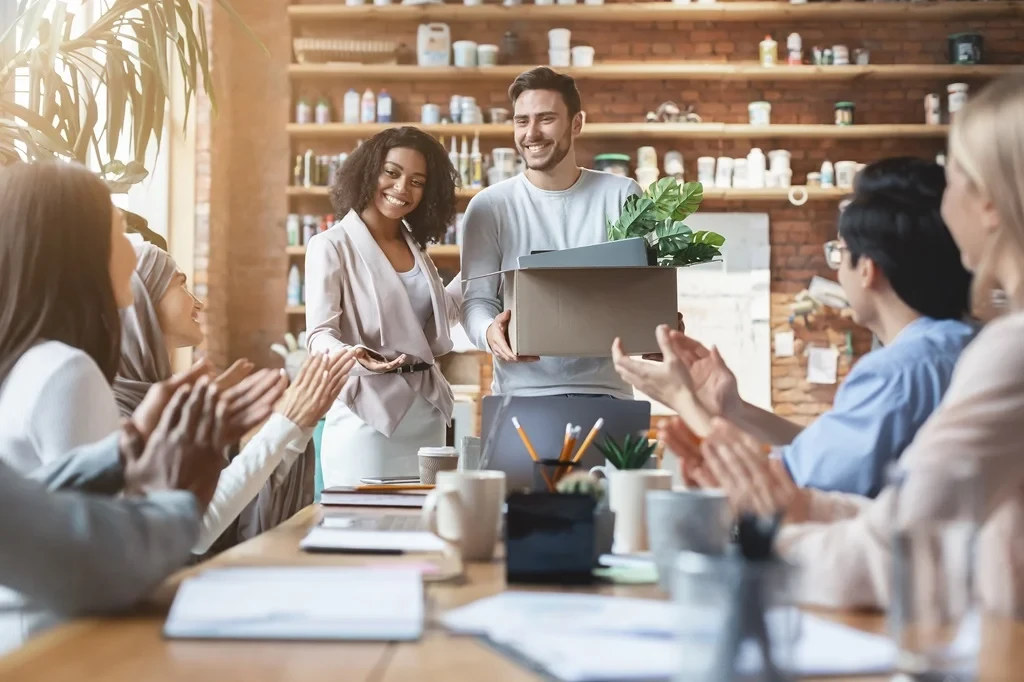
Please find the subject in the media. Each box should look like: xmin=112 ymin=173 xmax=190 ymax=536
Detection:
xmin=0 ymin=340 xmax=313 ymax=554
xmin=397 ymin=261 xmax=434 ymax=329
xmin=0 ymin=341 xmax=121 ymax=474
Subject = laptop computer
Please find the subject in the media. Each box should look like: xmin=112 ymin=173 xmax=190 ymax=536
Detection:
xmin=479 ymin=395 xmax=652 ymax=492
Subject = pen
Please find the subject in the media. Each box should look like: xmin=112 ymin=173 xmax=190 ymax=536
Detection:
xmin=512 ymin=417 xmax=541 ymax=462
xmin=570 ymin=418 xmax=604 ymax=464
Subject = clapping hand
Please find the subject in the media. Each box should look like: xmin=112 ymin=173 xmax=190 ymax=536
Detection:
xmin=613 ymin=325 xmax=712 ymax=436
xmin=660 ymin=417 xmax=809 ymax=522
xmin=122 ymin=377 xmax=225 ymax=512
xmin=277 ymin=350 xmax=357 ymax=427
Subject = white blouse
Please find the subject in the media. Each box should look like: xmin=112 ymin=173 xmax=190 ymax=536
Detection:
xmin=0 ymin=340 xmax=313 ymax=554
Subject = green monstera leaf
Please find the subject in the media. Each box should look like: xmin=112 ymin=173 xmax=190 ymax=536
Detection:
xmin=607 ymin=179 xmax=723 ymax=267
xmin=607 ymin=194 xmax=657 ymax=240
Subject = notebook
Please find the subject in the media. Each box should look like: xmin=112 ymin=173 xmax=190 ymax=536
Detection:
xmin=164 ymin=567 xmax=423 ymax=641
xmin=320 ymin=486 xmax=429 ymax=508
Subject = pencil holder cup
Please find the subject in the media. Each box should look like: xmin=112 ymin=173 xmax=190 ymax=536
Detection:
xmin=505 ymin=491 xmax=596 ymax=585
xmin=532 ymin=458 xmax=582 ymax=493
xmin=672 ymin=550 xmax=799 ymax=682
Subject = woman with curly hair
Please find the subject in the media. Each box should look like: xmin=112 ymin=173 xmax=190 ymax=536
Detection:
xmin=305 ymin=126 xmax=463 ymax=487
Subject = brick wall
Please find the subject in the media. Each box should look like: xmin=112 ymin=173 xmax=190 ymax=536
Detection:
xmin=195 ymin=0 xmax=1022 ymax=424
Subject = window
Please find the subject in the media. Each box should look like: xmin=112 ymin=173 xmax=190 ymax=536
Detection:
xmin=8 ymin=1 xmax=170 ymax=237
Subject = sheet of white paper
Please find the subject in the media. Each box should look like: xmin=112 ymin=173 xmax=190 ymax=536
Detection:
xmin=774 ymin=331 xmax=795 ymax=358
xmin=485 ymin=614 xmax=895 ymax=681
xmin=300 ymin=527 xmax=445 ymax=553
xmin=164 ymin=567 xmax=423 ymax=641
xmin=441 ymin=592 xmax=676 ymax=638
xmin=444 ymin=594 xmax=896 ymax=681
xmin=806 ymin=345 xmax=839 ymax=384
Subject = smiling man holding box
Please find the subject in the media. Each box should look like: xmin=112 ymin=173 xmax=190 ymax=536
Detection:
xmin=460 ymin=67 xmax=643 ymax=398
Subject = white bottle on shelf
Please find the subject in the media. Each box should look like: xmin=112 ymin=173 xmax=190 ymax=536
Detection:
xmin=746 ymin=147 xmax=767 ymax=189
xmin=287 ymin=265 xmax=302 ymax=306
xmin=360 ymin=88 xmax=376 ymax=124
xmin=820 ymin=160 xmax=835 ymax=189
xmin=377 ymin=89 xmax=392 ymax=123
xmin=343 ymin=89 xmax=360 ymax=124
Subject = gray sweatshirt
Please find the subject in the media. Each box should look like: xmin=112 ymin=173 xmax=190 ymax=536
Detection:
xmin=461 ymin=169 xmax=640 ymax=397
xmin=0 ymin=433 xmax=198 ymax=616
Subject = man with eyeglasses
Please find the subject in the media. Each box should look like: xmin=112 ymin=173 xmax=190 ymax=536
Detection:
xmin=615 ymin=157 xmax=975 ymax=497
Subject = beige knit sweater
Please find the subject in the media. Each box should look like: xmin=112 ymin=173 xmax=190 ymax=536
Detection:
xmin=778 ymin=310 xmax=1024 ymax=616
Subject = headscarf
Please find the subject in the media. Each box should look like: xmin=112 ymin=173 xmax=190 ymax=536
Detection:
xmin=113 ymin=243 xmax=177 ymax=417
xmin=114 ymin=244 xmax=317 ymax=557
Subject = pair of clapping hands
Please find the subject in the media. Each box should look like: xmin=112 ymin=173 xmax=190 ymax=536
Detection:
xmin=612 ymin=325 xmax=808 ymax=522
xmin=119 ymin=350 xmax=356 ymax=513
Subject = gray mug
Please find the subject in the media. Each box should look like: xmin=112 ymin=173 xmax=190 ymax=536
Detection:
xmin=645 ymin=489 xmax=732 ymax=592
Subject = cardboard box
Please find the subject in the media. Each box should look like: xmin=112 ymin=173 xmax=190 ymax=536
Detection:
xmin=501 ymin=266 xmax=678 ymax=357
xmin=467 ymin=239 xmax=678 ymax=357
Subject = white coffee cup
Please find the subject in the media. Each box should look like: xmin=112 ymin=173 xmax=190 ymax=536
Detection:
xmin=593 ymin=469 xmax=672 ymax=554
xmin=422 ymin=470 xmax=506 ymax=562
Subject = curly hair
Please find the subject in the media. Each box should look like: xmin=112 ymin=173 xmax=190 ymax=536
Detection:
xmin=330 ymin=126 xmax=458 ymax=249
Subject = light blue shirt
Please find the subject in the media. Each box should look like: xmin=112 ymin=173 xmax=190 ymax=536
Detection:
xmin=782 ymin=317 xmax=975 ymax=497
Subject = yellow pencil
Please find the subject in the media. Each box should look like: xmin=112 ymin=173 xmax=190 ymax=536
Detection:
xmin=557 ymin=423 xmax=573 ymax=462
xmin=570 ymin=418 xmax=604 ymax=464
xmin=511 ymin=417 xmax=541 ymax=462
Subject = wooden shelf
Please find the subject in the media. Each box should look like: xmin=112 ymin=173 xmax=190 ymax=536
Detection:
xmin=286 ymin=186 xmax=480 ymax=199
xmin=286 ymin=305 xmax=306 ymax=315
xmin=287 ymin=1 xmax=1020 ymax=23
xmin=287 ymin=186 xmax=846 ymax=203
xmin=285 ymin=244 xmax=461 ymax=258
xmin=289 ymin=63 xmax=1020 ymax=82
xmin=289 ymin=122 xmax=949 ymax=140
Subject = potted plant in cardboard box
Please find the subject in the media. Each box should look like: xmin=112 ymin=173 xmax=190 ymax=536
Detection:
xmin=607 ymin=178 xmax=725 ymax=265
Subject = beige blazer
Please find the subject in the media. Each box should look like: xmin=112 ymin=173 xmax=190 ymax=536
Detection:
xmin=304 ymin=210 xmax=460 ymax=437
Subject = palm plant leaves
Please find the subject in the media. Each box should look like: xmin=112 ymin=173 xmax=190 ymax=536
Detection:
xmin=0 ymin=0 xmax=265 ymax=191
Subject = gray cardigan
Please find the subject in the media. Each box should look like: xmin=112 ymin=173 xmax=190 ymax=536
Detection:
xmin=1 ymin=433 xmax=199 ymax=615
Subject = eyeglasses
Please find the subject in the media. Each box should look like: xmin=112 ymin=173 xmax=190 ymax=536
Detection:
xmin=823 ymin=240 xmax=849 ymax=270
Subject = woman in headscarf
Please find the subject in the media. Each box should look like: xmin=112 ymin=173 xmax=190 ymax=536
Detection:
xmin=116 ymin=243 xmax=355 ymax=555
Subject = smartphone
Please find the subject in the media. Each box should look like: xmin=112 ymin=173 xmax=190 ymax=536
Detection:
xmin=358 ymin=476 xmax=421 ymax=485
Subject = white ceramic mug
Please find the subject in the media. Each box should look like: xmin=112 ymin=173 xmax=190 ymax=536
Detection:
xmin=591 ymin=469 xmax=672 ymax=554
xmin=422 ymin=470 xmax=506 ymax=562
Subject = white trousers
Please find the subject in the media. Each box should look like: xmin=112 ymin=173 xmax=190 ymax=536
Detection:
xmin=320 ymin=395 xmax=446 ymax=488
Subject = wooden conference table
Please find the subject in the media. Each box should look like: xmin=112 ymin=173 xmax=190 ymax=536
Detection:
xmin=1 ymin=506 xmax=1022 ymax=682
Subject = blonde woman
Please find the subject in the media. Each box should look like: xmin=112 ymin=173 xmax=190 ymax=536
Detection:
xmin=660 ymin=72 xmax=1024 ymax=616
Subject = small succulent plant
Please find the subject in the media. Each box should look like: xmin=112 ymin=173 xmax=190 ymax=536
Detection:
xmin=594 ymin=433 xmax=658 ymax=470
xmin=555 ymin=472 xmax=606 ymax=503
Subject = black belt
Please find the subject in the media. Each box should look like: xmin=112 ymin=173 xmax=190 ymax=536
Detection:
xmin=384 ymin=362 xmax=433 ymax=375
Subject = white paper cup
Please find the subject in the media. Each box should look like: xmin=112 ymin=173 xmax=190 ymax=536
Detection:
xmin=477 ymin=44 xmax=499 ymax=67
xmin=571 ymin=45 xmax=595 ymax=67
xmin=548 ymin=28 xmax=571 ymax=50
xmin=452 ymin=40 xmax=478 ymax=68
xmin=418 ymin=446 xmax=459 ymax=484
xmin=549 ymin=48 xmax=571 ymax=68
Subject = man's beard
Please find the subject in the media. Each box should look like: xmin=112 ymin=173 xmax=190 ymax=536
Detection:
xmin=518 ymin=129 xmax=572 ymax=172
